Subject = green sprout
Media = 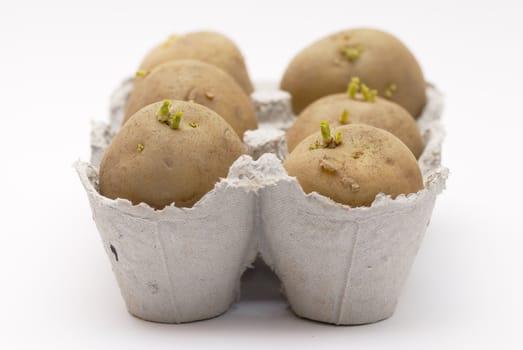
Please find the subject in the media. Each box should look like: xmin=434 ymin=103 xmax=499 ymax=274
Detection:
xmin=347 ymin=77 xmax=378 ymax=102
xmin=320 ymin=121 xmax=331 ymax=144
xmin=135 ymin=70 xmax=148 ymax=78
xmin=347 ymin=77 xmax=361 ymax=98
xmin=334 ymin=130 xmax=343 ymax=145
xmin=157 ymin=100 xmax=184 ymax=129
xmin=339 ymin=109 xmax=350 ymax=124
xmin=384 ymin=83 xmax=397 ymax=98
xmin=315 ymin=121 xmax=342 ymax=149
xmin=361 ymin=84 xmax=377 ymax=102
xmin=340 ymin=47 xmax=363 ymax=62
xmin=137 ymin=143 xmax=144 ymax=152
xmin=369 ymin=90 xmax=377 ymax=102
xmin=157 ymin=99 xmax=172 ymax=122
xmin=309 ymin=141 xmax=320 ymax=150
xmin=168 ymin=110 xmax=183 ymax=129
xmin=189 ymin=121 xmax=198 ymax=128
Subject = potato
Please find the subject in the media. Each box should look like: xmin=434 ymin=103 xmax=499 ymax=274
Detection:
xmin=284 ymin=123 xmax=423 ymax=207
xmin=286 ymin=92 xmax=423 ymax=158
xmin=139 ymin=31 xmax=254 ymax=94
xmin=125 ymin=60 xmax=257 ymax=138
xmin=280 ymin=28 xmax=426 ymax=117
xmin=100 ymin=100 xmax=245 ymax=209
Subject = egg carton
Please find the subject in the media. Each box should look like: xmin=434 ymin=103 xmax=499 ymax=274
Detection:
xmin=76 ymin=80 xmax=447 ymax=325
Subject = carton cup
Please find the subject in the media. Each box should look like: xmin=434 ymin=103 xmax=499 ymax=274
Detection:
xmin=77 ymin=157 xmax=259 ymax=323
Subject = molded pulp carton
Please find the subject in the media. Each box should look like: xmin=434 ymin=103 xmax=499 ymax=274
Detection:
xmin=77 ymin=81 xmax=447 ymax=325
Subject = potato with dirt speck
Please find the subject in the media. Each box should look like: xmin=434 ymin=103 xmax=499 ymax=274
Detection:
xmin=100 ymin=100 xmax=245 ymax=209
xmin=286 ymin=93 xmax=423 ymax=158
xmin=284 ymin=124 xmax=423 ymax=207
xmin=280 ymin=28 xmax=426 ymax=117
xmin=125 ymin=60 xmax=257 ymax=138
xmin=139 ymin=31 xmax=254 ymax=93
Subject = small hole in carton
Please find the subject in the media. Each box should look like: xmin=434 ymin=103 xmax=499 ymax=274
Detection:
xmin=110 ymin=244 xmax=118 ymax=262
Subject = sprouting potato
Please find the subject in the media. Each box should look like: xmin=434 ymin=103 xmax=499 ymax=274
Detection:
xmin=284 ymin=123 xmax=423 ymax=207
xmin=280 ymin=28 xmax=426 ymax=117
xmin=100 ymin=100 xmax=246 ymax=209
xmin=125 ymin=59 xmax=257 ymax=138
xmin=139 ymin=31 xmax=254 ymax=94
xmin=287 ymin=84 xmax=423 ymax=158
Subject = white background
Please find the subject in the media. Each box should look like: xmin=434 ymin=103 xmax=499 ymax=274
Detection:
xmin=1 ymin=0 xmax=522 ymax=349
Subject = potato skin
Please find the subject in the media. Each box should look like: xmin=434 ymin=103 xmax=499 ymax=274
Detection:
xmin=280 ymin=28 xmax=426 ymax=117
xmin=100 ymin=101 xmax=245 ymax=209
xmin=139 ymin=31 xmax=254 ymax=94
xmin=125 ymin=60 xmax=257 ymax=138
xmin=287 ymin=93 xmax=423 ymax=158
xmin=284 ymin=124 xmax=423 ymax=207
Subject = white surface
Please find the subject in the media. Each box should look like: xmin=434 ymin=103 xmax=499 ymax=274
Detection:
xmin=0 ymin=0 xmax=522 ymax=349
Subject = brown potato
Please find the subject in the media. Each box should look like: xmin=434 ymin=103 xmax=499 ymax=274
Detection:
xmin=280 ymin=28 xmax=426 ymax=117
xmin=284 ymin=124 xmax=423 ymax=207
xmin=125 ymin=60 xmax=257 ymax=138
xmin=287 ymin=93 xmax=423 ymax=158
xmin=100 ymin=100 xmax=245 ymax=209
xmin=139 ymin=31 xmax=254 ymax=94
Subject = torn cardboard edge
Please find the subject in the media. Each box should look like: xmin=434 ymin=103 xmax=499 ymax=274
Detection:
xmin=77 ymin=81 xmax=448 ymax=325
